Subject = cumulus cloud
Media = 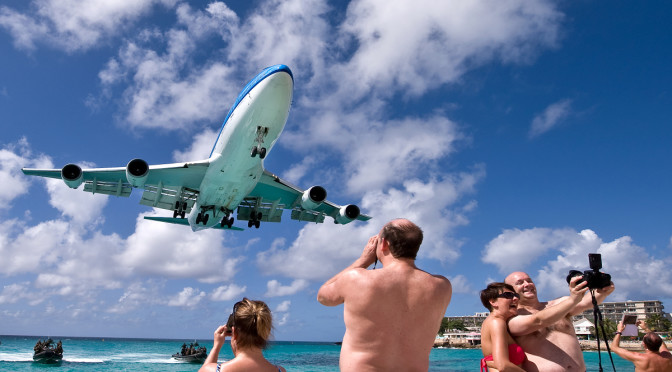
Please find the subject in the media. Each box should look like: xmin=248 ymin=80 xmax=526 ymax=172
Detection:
xmin=97 ymin=2 xmax=239 ymax=130
xmin=275 ymin=300 xmax=291 ymax=313
xmin=168 ymin=287 xmax=206 ymax=307
xmin=211 ymin=284 xmax=247 ymax=301
xmin=0 ymin=138 xmax=48 ymax=208
xmin=448 ymin=274 xmax=473 ymax=294
xmin=265 ymin=279 xmax=309 ymax=297
xmin=0 ymin=0 xmax=178 ymax=52
xmin=483 ymin=228 xmax=672 ymax=301
xmin=529 ymin=99 xmax=573 ymax=138
xmin=120 ymin=211 xmax=243 ymax=283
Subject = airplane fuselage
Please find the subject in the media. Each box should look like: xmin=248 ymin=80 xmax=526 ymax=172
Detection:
xmin=187 ymin=65 xmax=293 ymax=230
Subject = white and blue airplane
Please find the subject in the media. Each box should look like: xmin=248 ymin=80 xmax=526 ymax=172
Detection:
xmin=22 ymin=65 xmax=370 ymax=231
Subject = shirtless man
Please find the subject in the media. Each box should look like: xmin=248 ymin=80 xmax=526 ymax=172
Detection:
xmin=611 ymin=320 xmax=672 ymax=372
xmin=317 ymin=219 xmax=452 ymax=371
xmin=505 ymin=271 xmax=614 ymax=371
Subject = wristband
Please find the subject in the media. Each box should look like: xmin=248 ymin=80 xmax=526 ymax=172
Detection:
xmin=615 ymin=332 xmax=622 ymax=335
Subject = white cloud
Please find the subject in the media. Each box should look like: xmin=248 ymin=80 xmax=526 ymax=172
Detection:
xmin=275 ymin=300 xmax=291 ymax=313
xmin=168 ymin=287 xmax=206 ymax=307
xmin=265 ymin=279 xmax=309 ymax=297
xmin=258 ymin=170 xmax=483 ymax=280
xmin=0 ymin=0 xmax=178 ymax=52
xmin=276 ymin=312 xmax=290 ymax=326
xmin=529 ymin=99 xmax=573 ymax=138
xmin=0 ymin=138 xmax=42 ymax=207
xmin=482 ymin=227 xmax=581 ymax=274
xmin=483 ymin=227 xmax=672 ymax=301
xmin=448 ymin=274 xmax=473 ymax=294
xmin=97 ymin=2 xmax=239 ymax=130
xmin=120 ymin=211 xmax=243 ymax=283
xmin=334 ymin=0 xmax=562 ymax=98
xmin=211 ymin=284 xmax=247 ymax=302
xmin=172 ymin=128 xmax=219 ymax=162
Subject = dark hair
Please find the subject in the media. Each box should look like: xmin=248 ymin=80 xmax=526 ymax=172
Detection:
xmin=480 ymin=282 xmax=515 ymax=311
xmin=643 ymin=332 xmax=663 ymax=352
xmin=231 ymin=298 xmax=273 ymax=349
xmin=380 ymin=220 xmax=423 ymax=259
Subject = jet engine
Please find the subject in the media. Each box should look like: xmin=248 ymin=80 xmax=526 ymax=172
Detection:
xmin=126 ymin=158 xmax=149 ymax=187
xmin=334 ymin=204 xmax=360 ymax=224
xmin=300 ymin=186 xmax=327 ymax=210
xmin=61 ymin=163 xmax=83 ymax=189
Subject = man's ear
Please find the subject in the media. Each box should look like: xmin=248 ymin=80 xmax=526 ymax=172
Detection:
xmin=380 ymin=237 xmax=390 ymax=254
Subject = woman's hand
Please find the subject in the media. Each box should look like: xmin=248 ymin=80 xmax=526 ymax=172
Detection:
xmin=213 ymin=325 xmax=228 ymax=348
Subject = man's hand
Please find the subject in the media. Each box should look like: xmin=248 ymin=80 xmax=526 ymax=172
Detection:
xmin=568 ymin=276 xmax=589 ymax=303
xmin=637 ymin=320 xmax=652 ymax=333
xmin=357 ymin=235 xmax=379 ymax=268
xmin=617 ymin=321 xmax=626 ymax=334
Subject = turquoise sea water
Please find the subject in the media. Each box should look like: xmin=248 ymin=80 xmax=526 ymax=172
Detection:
xmin=0 ymin=335 xmax=635 ymax=371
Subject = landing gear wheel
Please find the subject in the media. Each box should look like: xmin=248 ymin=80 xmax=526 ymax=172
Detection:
xmin=173 ymin=210 xmax=178 ymax=218
xmin=254 ymin=220 xmax=260 ymax=229
xmin=228 ymin=217 xmax=234 ymax=227
xmin=259 ymin=147 xmax=267 ymax=159
xmin=202 ymin=214 xmax=209 ymax=224
xmin=251 ymin=147 xmax=258 ymax=157
xmin=180 ymin=211 xmax=186 ymax=219
xmin=248 ymin=220 xmax=254 ymax=228
xmin=196 ymin=212 xmax=202 ymax=224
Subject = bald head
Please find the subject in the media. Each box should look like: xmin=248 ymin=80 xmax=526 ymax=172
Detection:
xmin=644 ymin=332 xmax=663 ymax=352
xmin=505 ymin=272 xmax=530 ymax=286
xmin=504 ymin=271 xmax=537 ymax=302
xmin=379 ymin=219 xmax=423 ymax=259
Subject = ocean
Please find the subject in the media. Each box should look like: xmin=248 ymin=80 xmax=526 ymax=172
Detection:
xmin=0 ymin=335 xmax=635 ymax=371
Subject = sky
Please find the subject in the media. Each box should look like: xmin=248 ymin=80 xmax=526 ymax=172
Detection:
xmin=1 ymin=0 xmax=671 ymax=342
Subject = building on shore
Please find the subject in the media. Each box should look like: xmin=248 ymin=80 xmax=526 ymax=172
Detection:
xmin=443 ymin=312 xmax=489 ymax=328
xmin=574 ymin=300 xmax=667 ymax=324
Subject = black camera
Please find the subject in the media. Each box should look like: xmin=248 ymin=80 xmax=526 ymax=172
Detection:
xmin=566 ymin=253 xmax=611 ymax=289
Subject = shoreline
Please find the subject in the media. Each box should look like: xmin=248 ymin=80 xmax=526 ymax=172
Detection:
xmin=434 ymin=339 xmax=672 ymax=352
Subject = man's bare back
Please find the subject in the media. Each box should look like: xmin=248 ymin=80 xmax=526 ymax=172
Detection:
xmin=318 ymin=220 xmax=452 ymax=372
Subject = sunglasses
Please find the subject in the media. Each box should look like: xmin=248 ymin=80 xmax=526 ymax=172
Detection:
xmin=496 ymin=292 xmax=520 ymax=300
xmin=226 ymin=301 xmax=243 ymax=332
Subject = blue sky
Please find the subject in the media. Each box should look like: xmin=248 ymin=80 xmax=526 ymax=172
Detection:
xmin=1 ymin=0 xmax=671 ymax=342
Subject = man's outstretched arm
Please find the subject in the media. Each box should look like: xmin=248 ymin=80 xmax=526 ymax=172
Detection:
xmin=317 ymin=235 xmax=377 ymax=306
xmin=508 ymin=277 xmax=588 ymax=336
xmin=569 ymin=281 xmax=615 ymax=316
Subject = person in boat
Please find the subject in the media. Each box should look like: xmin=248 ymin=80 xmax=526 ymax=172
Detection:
xmin=199 ymin=298 xmax=285 ymax=372
xmin=56 ymin=341 xmax=63 ymax=354
xmin=479 ymin=277 xmax=587 ymax=372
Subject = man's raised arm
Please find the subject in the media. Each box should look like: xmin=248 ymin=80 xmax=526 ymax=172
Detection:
xmin=317 ymin=235 xmax=378 ymax=306
xmin=569 ymin=281 xmax=615 ymax=316
xmin=508 ymin=277 xmax=588 ymax=336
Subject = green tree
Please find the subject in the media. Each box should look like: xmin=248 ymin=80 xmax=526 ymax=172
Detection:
xmin=646 ymin=314 xmax=672 ymax=332
xmin=438 ymin=318 xmax=467 ymax=335
xmin=590 ymin=318 xmax=617 ymax=339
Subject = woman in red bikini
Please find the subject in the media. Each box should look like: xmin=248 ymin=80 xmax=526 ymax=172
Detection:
xmin=479 ymin=282 xmax=526 ymax=372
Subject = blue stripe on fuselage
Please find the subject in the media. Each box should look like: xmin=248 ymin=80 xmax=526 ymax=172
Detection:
xmin=209 ymin=65 xmax=293 ymax=157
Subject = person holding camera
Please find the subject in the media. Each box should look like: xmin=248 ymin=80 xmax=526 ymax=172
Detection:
xmin=317 ymin=219 xmax=452 ymax=372
xmin=610 ymin=320 xmax=672 ymax=372
xmin=504 ymin=269 xmax=614 ymax=372
xmin=199 ymin=298 xmax=285 ymax=372
xmin=479 ymin=277 xmax=588 ymax=372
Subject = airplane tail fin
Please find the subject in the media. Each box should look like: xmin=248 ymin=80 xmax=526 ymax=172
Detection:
xmin=144 ymin=216 xmax=244 ymax=231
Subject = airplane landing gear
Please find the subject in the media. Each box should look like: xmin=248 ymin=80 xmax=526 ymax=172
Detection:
xmin=247 ymin=210 xmax=262 ymax=228
xmin=173 ymin=201 xmax=187 ymax=218
xmin=250 ymin=126 xmax=269 ymax=159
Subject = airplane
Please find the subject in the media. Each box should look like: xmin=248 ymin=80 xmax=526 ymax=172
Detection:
xmin=22 ymin=64 xmax=371 ymax=231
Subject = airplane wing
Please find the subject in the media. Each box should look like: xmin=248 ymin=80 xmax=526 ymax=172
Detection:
xmin=22 ymin=160 xmax=210 ymax=213
xmin=244 ymin=170 xmax=372 ymax=224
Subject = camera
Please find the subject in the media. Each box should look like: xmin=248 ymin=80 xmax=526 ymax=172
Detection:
xmin=566 ymin=253 xmax=612 ymax=290
xmin=225 ymin=313 xmax=234 ymax=335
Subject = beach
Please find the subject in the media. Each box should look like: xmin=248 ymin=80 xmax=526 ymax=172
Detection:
xmin=0 ymin=335 xmax=637 ymax=371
